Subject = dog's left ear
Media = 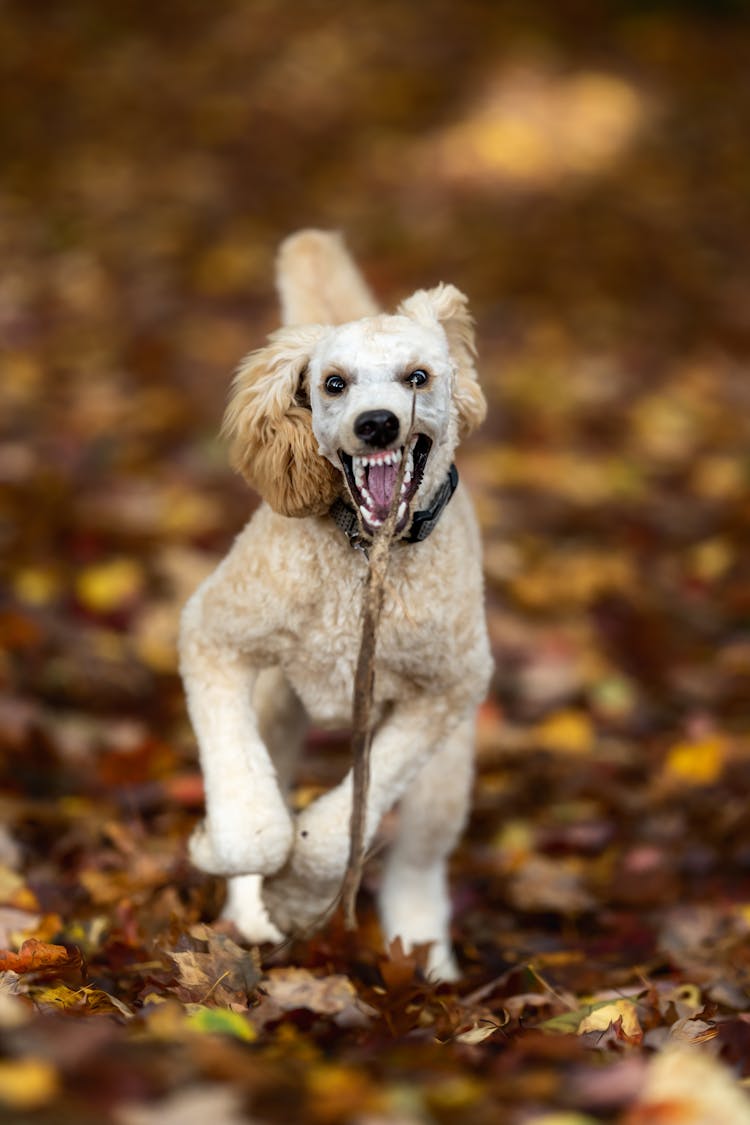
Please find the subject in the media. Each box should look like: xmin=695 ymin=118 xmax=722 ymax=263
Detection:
xmin=398 ymin=284 xmax=487 ymax=438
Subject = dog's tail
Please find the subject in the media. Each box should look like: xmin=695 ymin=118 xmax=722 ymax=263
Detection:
xmin=276 ymin=230 xmax=379 ymax=326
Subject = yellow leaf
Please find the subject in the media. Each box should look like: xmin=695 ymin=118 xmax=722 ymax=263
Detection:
xmin=75 ymin=558 xmax=144 ymax=613
xmin=426 ymin=1076 xmax=484 ymax=1110
xmin=0 ymin=1058 xmax=59 ymax=1109
xmin=307 ymin=1063 xmax=377 ymax=1120
xmin=664 ymin=734 xmax=726 ymax=786
xmin=12 ymin=567 xmax=62 ymax=607
xmin=688 ymin=538 xmax=733 ymax=583
xmin=577 ymin=998 xmax=642 ymax=1043
xmin=534 ymin=710 xmax=594 ymax=755
xmin=32 ymin=983 xmax=131 ymax=1017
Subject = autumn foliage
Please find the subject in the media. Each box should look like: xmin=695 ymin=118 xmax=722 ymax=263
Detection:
xmin=3 ymin=1 xmax=750 ymax=1121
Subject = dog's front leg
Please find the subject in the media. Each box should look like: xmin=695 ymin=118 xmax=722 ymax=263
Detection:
xmin=262 ymin=697 xmax=462 ymax=933
xmin=180 ymin=597 xmax=294 ymax=881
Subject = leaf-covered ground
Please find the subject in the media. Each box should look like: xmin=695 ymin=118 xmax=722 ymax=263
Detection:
xmin=3 ymin=2 xmax=750 ymax=1121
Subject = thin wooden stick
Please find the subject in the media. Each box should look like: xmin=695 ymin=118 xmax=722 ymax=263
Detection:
xmin=340 ymin=396 xmax=415 ymax=929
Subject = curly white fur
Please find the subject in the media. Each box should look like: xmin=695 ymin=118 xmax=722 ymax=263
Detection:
xmin=179 ymin=231 xmax=492 ymax=980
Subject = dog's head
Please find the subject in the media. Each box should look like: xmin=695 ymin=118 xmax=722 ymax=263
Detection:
xmin=223 ymin=285 xmax=485 ymax=532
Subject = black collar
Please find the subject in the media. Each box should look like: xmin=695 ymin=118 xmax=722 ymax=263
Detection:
xmin=329 ymin=464 xmax=459 ymax=552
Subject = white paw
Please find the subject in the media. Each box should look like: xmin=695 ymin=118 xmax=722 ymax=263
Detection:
xmin=260 ymin=800 xmax=348 ymax=933
xmin=261 ymin=868 xmax=340 ymax=935
xmin=188 ymin=798 xmax=294 ymax=877
xmin=222 ymin=876 xmax=285 ymax=945
xmin=424 ymin=944 xmax=461 ymax=983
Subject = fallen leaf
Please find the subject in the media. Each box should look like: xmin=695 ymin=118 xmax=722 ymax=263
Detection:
xmin=454 ymin=1020 xmax=505 ymax=1044
xmin=306 ymin=1063 xmax=377 ymax=1121
xmin=185 ymin=1006 xmax=256 ymax=1041
xmin=668 ymin=1018 xmax=718 ymax=1045
xmin=32 ymin=983 xmax=133 ymax=1018
xmin=0 ymin=1058 xmax=59 ymax=1109
xmin=167 ymin=927 xmax=260 ymax=1007
xmin=533 ymin=709 xmax=595 ymax=755
xmin=259 ymin=968 xmax=375 ymax=1027
xmin=0 ymin=938 xmax=74 ymax=974
xmin=75 ymin=558 xmax=145 ymax=614
xmin=662 ymin=734 xmax=727 ymax=786
xmin=578 ymin=999 xmax=643 ymax=1045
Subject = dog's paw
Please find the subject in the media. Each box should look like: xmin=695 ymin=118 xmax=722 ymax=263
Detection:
xmin=188 ymin=799 xmax=294 ymax=877
xmin=424 ymin=944 xmax=461 ymax=983
xmin=222 ymin=875 xmax=286 ymax=945
xmin=261 ymin=868 xmax=340 ymax=935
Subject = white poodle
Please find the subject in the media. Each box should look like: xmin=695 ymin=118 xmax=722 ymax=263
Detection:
xmin=179 ymin=231 xmax=492 ymax=979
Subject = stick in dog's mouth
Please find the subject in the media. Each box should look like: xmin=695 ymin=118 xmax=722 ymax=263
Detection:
xmin=338 ymin=433 xmax=432 ymax=536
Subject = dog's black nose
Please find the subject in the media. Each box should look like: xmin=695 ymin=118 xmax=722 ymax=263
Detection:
xmin=353 ymin=410 xmax=400 ymax=449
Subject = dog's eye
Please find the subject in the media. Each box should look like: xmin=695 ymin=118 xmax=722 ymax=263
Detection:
xmin=324 ymin=374 xmax=347 ymax=395
xmin=405 ymin=369 xmax=429 ymax=387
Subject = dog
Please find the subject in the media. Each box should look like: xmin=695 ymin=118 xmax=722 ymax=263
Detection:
xmin=179 ymin=231 xmax=492 ymax=979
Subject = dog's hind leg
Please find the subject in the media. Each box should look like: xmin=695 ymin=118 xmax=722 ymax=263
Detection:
xmin=222 ymin=667 xmax=308 ymax=943
xmin=377 ymin=714 xmax=475 ymax=982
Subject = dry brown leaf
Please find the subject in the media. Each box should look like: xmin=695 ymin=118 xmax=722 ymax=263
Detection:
xmin=168 ymin=928 xmax=260 ymax=1007
xmin=668 ymin=1018 xmax=718 ymax=1045
xmin=259 ymin=967 xmax=375 ymax=1027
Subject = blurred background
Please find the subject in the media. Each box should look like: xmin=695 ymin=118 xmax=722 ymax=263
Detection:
xmin=5 ymin=0 xmax=750 ymax=747
xmin=3 ymin=1 xmax=750 ymax=1113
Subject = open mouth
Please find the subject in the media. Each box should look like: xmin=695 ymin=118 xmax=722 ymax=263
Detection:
xmin=339 ymin=434 xmax=432 ymax=536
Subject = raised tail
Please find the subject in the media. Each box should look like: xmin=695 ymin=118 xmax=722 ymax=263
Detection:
xmin=276 ymin=229 xmax=379 ymax=327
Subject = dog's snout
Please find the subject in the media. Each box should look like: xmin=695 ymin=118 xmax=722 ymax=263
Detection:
xmin=353 ymin=409 xmax=400 ymax=449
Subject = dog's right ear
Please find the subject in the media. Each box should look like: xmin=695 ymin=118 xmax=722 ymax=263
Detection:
xmin=222 ymin=324 xmax=341 ymax=518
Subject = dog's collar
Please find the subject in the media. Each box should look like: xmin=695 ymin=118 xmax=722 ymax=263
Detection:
xmin=329 ymin=463 xmax=459 ymax=552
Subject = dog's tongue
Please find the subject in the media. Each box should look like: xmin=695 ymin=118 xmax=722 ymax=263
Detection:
xmin=367 ymin=462 xmax=398 ymax=510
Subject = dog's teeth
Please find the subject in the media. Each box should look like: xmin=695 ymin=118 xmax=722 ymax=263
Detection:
xmin=397 ymin=501 xmax=406 ymax=521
